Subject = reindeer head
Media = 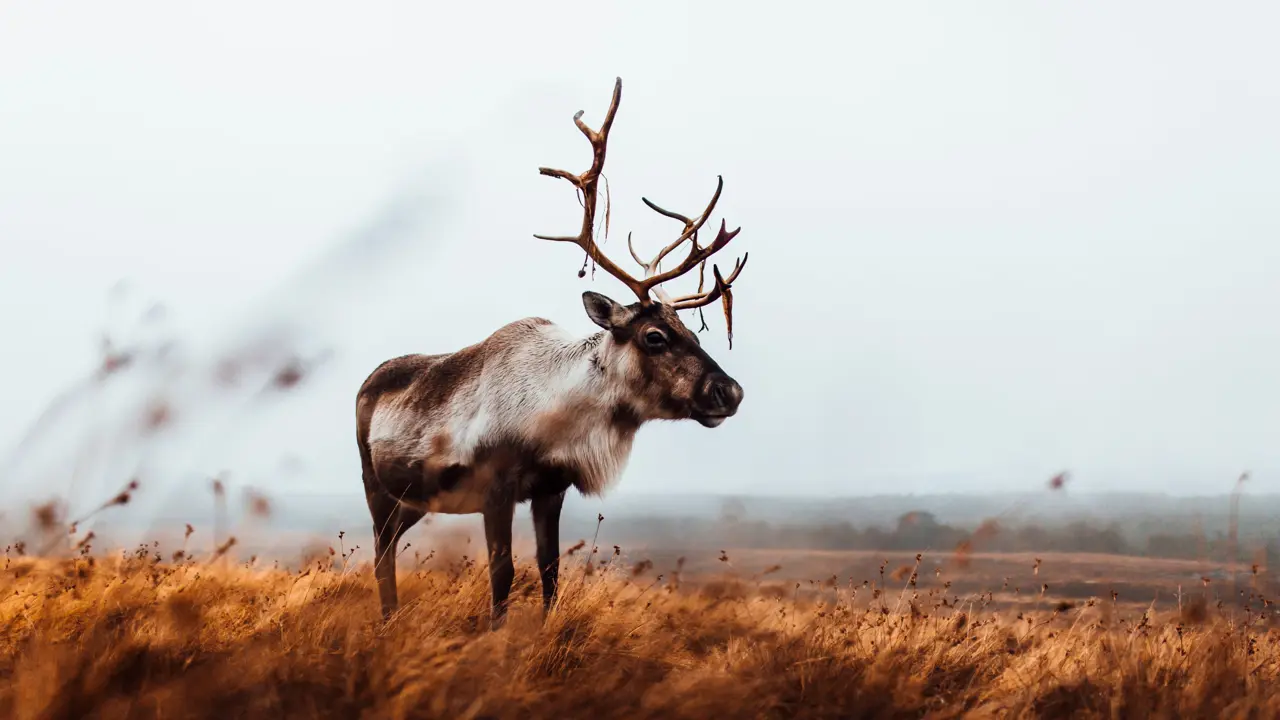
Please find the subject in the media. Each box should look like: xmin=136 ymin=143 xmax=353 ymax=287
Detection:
xmin=535 ymin=77 xmax=748 ymax=428
xmin=581 ymin=290 xmax=743 ymax=427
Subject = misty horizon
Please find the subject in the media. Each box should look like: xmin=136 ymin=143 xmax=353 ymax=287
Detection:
xmin=3 ymin=2 xmax=1279 ymax=537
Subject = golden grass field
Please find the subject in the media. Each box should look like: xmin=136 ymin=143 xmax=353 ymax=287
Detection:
xmin=4 ymin=539 xmax=1280 ymax=719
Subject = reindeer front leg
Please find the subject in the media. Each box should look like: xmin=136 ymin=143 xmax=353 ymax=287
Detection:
xmin=482 ymin=501 xmax=516 ymax=628
xmin=530 ymin=490 xmax=565 ymax=614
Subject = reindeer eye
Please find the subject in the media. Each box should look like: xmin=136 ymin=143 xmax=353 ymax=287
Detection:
xmin=644 ymin=330 xmax=667 ymax=349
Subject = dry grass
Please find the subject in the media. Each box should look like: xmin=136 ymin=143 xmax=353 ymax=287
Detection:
xmin=3 ymin=548 xmax=1280 ymax=719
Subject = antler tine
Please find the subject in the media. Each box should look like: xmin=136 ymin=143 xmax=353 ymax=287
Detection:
xmin=533 ymin=77 xmax=651 ymax=303
xmin=640 ymin=173 xmax=723 ymax=233
xmin=642 ymin=216 xmax=743 ymax=295
xmin=626 ymin=232 xmax=675 ymax=304
xmin=670 ymin=256 xmax=748 ymax=349
xmin=670 ymin=252 xmax=749 ymax=309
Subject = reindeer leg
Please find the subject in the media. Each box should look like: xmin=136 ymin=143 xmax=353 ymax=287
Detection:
xmin=367 ymin=490 xmax=423 ymax=620
xmin=530 ymin=489 xmax=566 ymax=615
xmin=483 ymin=501 xmax=516 ymax=628
xmin=367 ymin=491 xmax=402 ymax=619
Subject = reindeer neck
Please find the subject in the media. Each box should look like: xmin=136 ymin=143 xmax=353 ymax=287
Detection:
xmin=571 ymin=330 xmax=635 ymax=396
xmin=518 ymin=326 xmax=640 ymax=495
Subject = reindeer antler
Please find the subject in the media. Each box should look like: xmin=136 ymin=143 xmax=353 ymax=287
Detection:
xmin=625 ymin=176 xmax=724 ymax=303
xmin=627 ymin=182 xmax=749 ymax=346
xmin=536 ymin=77 xmax=749 ymax=344
xmin=534 ymin=77 xmax=650 ymax=303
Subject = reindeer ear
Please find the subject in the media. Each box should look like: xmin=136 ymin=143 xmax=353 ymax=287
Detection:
xmin=582 ymin=291 xmax=635 ymax=330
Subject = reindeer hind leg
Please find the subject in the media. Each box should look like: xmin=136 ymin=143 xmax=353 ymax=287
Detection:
xmin=366 ymin=488 xmax=425 ymax=620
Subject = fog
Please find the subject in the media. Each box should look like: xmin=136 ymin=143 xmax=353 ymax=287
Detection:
xmin=3 ymin=2 xmax=1279 ymax=537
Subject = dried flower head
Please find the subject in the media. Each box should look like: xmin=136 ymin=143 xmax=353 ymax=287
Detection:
xmin=245 ymin=489 xmax=272 ymax=518
xmin=32 ymin=500 xmax=65 ymax=531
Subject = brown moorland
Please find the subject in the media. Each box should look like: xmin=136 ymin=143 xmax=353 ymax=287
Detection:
xmin=3 ymin=541 xmax=1280 ymax=720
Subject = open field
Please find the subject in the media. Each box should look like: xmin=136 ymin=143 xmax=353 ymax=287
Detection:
xmin=4 ymin=545 xmax=1280 ymax=719
xmin=640 ymin=547 xmax=1272 ymax=616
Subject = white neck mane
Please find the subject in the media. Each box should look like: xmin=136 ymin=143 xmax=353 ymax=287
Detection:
xmin=449 ymin=319 xmax=642 ymax=495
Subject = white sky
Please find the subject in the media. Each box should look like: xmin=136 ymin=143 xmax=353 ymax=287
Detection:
xmin=2 ymin=1 xmax=1279 ymax=518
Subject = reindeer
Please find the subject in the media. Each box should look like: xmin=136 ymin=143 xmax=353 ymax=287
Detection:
xmin=355 ymin=77 xmax=748 ymax=625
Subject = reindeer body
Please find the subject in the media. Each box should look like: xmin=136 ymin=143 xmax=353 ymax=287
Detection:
xmin=361 ymin=317 xmax=640 ymax=510
xmin=357 ymin=317 xmax=648 ymax=621
xmin=358 ymin=78 xmax=749 ymax=625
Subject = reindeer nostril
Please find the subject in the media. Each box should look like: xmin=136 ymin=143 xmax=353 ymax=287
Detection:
xmin=712 ymin=383 xmax=729 ymax=407
xmin=702 ymin=373 xmax=741 ymax=415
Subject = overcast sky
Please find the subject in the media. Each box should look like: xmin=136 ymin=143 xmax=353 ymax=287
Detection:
xmin=2 ymin=1 xmax=1279 ymax=520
